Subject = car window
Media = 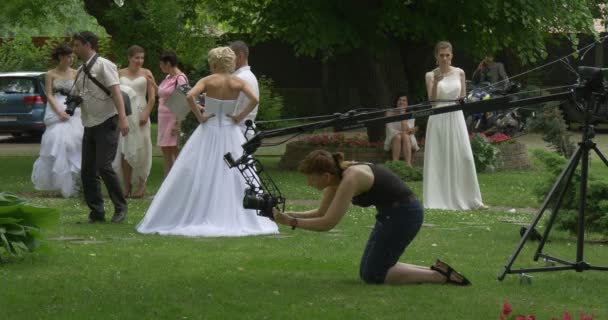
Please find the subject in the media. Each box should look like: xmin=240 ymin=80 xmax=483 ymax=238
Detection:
xmin=0 ymin=78 xmax=38 ymax=94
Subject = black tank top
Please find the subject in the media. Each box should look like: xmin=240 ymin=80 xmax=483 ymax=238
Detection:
xmin=350 ymin=163 xmax=415 ymax=208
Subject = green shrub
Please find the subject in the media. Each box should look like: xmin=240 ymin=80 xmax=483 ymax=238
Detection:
xmin=531 ymin=149 xmax=608 ymax=236
xmin=0 ymin=192 xmax=59 ymax=262
xmin=383 ymin=160 xmax=423 ymax=182
xmin=470 ymin=133 xmax=500 ymax=172
xmin=526 ymin=101 xmax=576 ymax=157
xmin=0 ymin=35 xmax=47 ymax=71
xmin=255 ymin=76 xmax=285 ymax=130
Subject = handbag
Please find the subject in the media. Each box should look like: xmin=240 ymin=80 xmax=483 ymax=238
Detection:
xmin=81 ymin=55 xmax=132 ymax=116
xmin=165 ymin=75 xmax=192 ymax=121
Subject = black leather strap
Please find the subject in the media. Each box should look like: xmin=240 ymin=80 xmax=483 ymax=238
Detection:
xmin=81 ymin=54 xmax=111 ymax=96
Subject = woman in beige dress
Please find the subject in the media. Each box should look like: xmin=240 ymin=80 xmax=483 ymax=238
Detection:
xmin=115 ymin=45 xmax=156 ymax=198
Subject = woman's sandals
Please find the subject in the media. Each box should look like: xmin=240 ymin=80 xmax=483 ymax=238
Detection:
xmin=430 ymin=259 xmax=472 ymax=286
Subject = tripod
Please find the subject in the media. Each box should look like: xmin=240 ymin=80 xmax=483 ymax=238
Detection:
xmin=498 ymin=103 xmax=608 ymax=280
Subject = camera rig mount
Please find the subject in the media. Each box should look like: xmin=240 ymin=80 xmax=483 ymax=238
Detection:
xmin=226 ymin=67 xmax=608 ymax=279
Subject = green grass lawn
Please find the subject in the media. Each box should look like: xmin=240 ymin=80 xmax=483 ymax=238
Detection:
xmin=1 ymin=152 xmax=608 ymax=319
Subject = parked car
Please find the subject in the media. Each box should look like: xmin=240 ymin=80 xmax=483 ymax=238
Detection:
xmin=0 ymin=72 xmax=47 ymax=137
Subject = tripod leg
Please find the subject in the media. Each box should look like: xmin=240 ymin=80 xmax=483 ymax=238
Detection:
xmin=575 ymin=144 xmax=590 ymax=267
xmin=534 ymin=147 xmax=582 ymax=260
xmin=498 ymin=145 xmax=583 ymax=281
xmin=591 ymin=146 xmax=608 ymax=167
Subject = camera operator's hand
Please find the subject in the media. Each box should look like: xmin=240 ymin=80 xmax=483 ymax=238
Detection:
xmin=59 ymin=111 xmax=70 ymax=121
xmin=119 ymin=116 xmax=129 ymax=136
xmin=272 ymin=208 xmax=289 ymax=225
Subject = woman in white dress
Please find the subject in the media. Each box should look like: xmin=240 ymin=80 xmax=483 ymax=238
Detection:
xmin=32 ymin=44 xmax=83 ymax=198
xmin=136 ymin=46 xmax=278 ymax=237
xmin=384 ymin=94 xmax=419 ymax=166
xmin=115 ymin=45 xmax=156 ymax=199
xmin=423 ymin=41 xmax=485 ymax=210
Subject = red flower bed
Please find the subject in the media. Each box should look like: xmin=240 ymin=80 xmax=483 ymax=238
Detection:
xmin=299 ymin=133 xmax=382 ymax=148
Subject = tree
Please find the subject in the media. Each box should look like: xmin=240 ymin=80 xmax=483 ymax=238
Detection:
xmin=0 ymin=0 xmax=105 ymax=37
xmin=81 ymin=0 xmax=216 ymax=75
xmin=196 ymin=0 xmax=605 ymax=140
xmin=77 ymin=0 xmax=605 ymax=140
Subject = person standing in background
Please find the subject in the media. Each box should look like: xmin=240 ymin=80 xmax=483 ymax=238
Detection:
xmin=115 ymin=45 xmax=155 ymax=199
xmin=154 ymin=50 xmax=188 ymax=177
xmin=423 ymin=41 xmax=486 ymax=211
xmin=71 ymin=31 xmax=129 ymax=223
xmin=229 ymin=40 xmax=259 ymax=140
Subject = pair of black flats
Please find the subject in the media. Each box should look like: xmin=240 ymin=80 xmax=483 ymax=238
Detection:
xmin=430 ymin=259 xmax=472 ymax=286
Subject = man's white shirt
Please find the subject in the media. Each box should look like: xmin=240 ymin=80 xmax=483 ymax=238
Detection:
xmin=233 ymin=66 xmax=259 ymax=136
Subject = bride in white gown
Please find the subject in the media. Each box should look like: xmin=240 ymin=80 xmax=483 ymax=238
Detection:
xmin=32 ymin=44 xmax=83 ymax=198
xmin=136 ymin=46 xmax=278 ymax=237
xmin=423 ymin=41 xmax=485 ymax=210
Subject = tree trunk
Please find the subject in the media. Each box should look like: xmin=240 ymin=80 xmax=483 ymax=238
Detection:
xmin=356 ymin=42 xmax=408 ymax=142
xmin=82 ymin=1 xmax=119 ymax=35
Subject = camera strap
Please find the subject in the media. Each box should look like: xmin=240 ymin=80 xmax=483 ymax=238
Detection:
xmin=69 ymin=55 xmax=99 ymax=95
xmin=80 ymin=54 xmax=112 ymax=96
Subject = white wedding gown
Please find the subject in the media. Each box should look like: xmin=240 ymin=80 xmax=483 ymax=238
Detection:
xmin=31 ymin=79 xmax=83 ymax=198
xmin=113 ymin=76 xmax=152 ymax=184
xmin=136 ymin=97 xmax=279 ymax=237
xmin=423 ymin=70 xmax=484 ymax=210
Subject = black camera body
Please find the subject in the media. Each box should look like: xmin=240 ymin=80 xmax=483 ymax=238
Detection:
xmin=242 ymin=188 xmax=279 ymax=219
xmin=64 ymin=95 xmax=83 ymax=116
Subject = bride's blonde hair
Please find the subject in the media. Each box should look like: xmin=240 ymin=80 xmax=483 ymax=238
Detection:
xmin=207 ymin=46 xmax=236 ymax=73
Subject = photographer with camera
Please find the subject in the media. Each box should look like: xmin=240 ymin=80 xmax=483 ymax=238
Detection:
xmin=272 ymin=149 xmax=471 ymax=286
xmin=71 ymin=31 xmax=129 ymax=224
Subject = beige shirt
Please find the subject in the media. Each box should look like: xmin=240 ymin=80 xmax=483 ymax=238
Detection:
xmin=73 ymin=55 xmax=120 ymax=127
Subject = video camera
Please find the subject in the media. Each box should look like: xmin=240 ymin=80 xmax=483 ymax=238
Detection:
xmin=224 ymin=151 xmax=285 ymax=220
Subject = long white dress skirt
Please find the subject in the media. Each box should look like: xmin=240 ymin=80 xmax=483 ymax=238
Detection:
xmin=113 ymin=78 xmax=152 ymax=184
xmin=31 ymin=93 xmax=83 ymax=198
xmin=136 ymin=106 xmax=278 ymax=237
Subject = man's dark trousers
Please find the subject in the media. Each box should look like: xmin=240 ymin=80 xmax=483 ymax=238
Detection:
xmin=81 ymin=115 xmax=127 ymax=220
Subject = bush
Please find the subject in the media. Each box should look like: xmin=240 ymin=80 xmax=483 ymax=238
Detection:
xmin=526 ymin=101 xmax=576 ymax=158
xmin=383 ymin=160 xmax=422 ymax=182
xmin=470 ymin=133 xmax=500 ymax=172
xmin=0 ymin=192 xmax=59 ymax=262
xmin=0 ymin=35 xmax=112 ymax=72
xmin=298 ymin=133 xmax=382 ymax=148
xmin=255 ymin=76 xmax=285 ymax=130
xmin=531 ymin=149 xmax=608 ymax=236
xmin=0 ymin=35 xmax=48 ymax=71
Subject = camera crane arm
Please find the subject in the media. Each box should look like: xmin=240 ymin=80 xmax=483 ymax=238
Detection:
xmin=230 ymin=64 xmax=608 ymax=220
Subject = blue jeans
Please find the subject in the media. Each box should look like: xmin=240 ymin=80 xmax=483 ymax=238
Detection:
xmin=359 ymin=200 xmax=424 ymax=284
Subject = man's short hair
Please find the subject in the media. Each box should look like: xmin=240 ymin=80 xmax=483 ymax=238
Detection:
xmin=73 ymin=31 xmax=99 ymax=51
xmin=229 ymin=40 xmax=249 ymax=58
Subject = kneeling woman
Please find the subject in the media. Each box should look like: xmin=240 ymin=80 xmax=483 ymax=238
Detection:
xmin=273 ymin=150 xmax=471 ymax=285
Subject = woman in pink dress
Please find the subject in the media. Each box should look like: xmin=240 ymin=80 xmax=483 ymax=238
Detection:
xmin=155 ymin=51 xmax=188 ymax=177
